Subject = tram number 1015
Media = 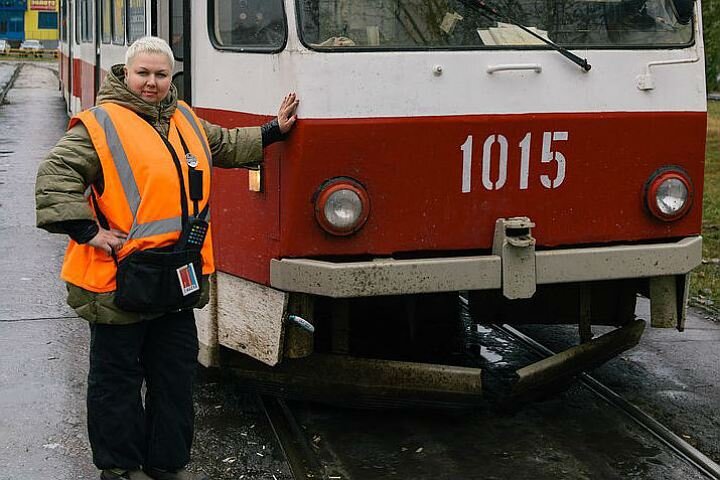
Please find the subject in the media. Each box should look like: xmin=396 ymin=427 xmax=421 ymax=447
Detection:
xmin=460 ymin=131 xmax=569 ymax=193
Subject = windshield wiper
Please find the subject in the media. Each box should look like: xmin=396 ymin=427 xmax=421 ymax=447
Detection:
xmin=467 ymin=0 xmax=592 ymax=72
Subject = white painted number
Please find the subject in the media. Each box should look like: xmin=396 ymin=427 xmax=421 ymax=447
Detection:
xmin=541 ymin=131 xmax=568 ymax=189
xmin=461 ymin=135 xmax=473 ymax=193
xmin=519 ymin=132 xmax=531 ymax=190
xmin=460 ymin=131 xmax=569 ymax=192
xmin=482 ymin=134 xmax=508 ymax=191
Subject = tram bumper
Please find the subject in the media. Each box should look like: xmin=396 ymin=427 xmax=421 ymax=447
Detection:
xmin=271 ymin=228 xmax=701 ymax=332
xmin=270 ymin=235 xmax=701 ymax=298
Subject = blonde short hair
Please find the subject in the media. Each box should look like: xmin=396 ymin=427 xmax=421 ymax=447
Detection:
xmin=125 ymin=36 xmax=175 ymax=70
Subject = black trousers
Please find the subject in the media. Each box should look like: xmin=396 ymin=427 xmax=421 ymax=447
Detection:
xmin=87 ymin=310 xmax=199 ymax=471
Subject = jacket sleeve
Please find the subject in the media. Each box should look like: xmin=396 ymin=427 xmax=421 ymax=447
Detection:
xmin=199 ymin=118 xmax=263 ymax=169
xmin=35 ymin=123 xmax=101 ymax=232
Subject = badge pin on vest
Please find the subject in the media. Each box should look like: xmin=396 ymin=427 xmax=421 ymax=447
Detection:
xmin=185 ymin=153 xmax=198 ymax=168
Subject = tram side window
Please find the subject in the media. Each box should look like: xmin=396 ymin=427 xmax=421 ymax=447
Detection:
xmin=170 ymin=0 xmax=182 ymax=59
xmin=75 ymin=0 xmax=92 ymax=44
xmin=113 ymin=0 xmax=126 ymax=45
xmin=127 ymin=0 xmax=145 ymax=43
xmin=81 ymin=0 xmax=93 ymax=43
xmin=60 ymin=0 xmax=67 ymax=42
xmin=101 ymin=0 xmax=111 ymax=43
xmin=74 ymin=1 xmax=80 ymax=44
xmin=210 ymin=0 xmax=286 ymax=51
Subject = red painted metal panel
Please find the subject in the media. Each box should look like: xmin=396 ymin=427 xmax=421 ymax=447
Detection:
xmin=72 ymin=57 xmax=82 ymax=99
xmin=196 ymin=107 xmax=280 ymax=285
xmin=80 ymin=59 xmax=95 ymax=110
xmin=68 ymin=56 xmax=109 ymax=112
xmin=69 ymin=57 xmax=95 ymax=110
xmin=198 ymin=110 xmax=706 ymax=286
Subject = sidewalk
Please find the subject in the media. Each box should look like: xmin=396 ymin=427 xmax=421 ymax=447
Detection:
xmin=0 ymin=63 xmax=95 ymax=479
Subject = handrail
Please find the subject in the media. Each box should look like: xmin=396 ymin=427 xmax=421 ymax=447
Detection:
xmin=487 ymin=63 xmax=542 ymax=74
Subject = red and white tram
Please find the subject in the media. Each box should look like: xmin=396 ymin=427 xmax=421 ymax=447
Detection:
xmin=59 ymin=0 xmax=706 ymax=400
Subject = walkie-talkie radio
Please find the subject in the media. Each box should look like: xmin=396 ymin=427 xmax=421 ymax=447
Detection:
xmin=174 ymin=149 xmax=209 ymax=252
xmin=175 ymin=217 xmax=208 ymax=251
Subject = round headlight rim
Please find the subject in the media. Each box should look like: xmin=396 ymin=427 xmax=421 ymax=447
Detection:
xmin=645 ymin=167 xmax=693 ymax=222
xmin=314 ymin=177 xmax=371 ymax=236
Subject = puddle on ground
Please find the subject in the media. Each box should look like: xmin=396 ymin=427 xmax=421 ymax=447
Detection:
xmin=479 ymin=346 xmax=505 ymax=364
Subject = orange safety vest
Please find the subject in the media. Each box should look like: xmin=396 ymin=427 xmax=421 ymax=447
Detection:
xmin=61 ymin=101 xmax=215 ymax=293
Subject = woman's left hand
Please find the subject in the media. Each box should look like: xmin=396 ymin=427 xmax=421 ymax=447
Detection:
xmin=277 ymin=92 xmax=299 ymax=134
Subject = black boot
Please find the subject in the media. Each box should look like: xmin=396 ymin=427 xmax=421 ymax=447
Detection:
xmin=144 ymin=467 xmax=209 ymax=480
xmin=100 ymin=469 xmax=155 ymax=480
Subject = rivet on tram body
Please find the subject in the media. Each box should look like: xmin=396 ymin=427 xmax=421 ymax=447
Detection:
xmin=433 ymin=65 xmax=443 ymax=76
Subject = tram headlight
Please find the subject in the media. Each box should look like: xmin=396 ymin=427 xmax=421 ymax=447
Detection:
xmin=645 ymin=168 xmax=693 ymax=221
xmin=314 ymin=178 xmax=370 ymax=236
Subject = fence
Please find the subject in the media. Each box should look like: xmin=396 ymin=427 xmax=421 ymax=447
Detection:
xmin=0 ymin=48 xmax=58 ymax=58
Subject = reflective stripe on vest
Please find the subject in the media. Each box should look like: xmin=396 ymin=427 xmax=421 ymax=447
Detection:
xmin=92 ymin=106 xmax=141 ymax=219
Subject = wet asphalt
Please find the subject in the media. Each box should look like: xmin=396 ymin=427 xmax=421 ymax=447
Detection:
xmin=290 ymin=304 xmax=719 ymax=480
xmin=1 ymin=61 xmax=719 ymax=480
xmin=520 ymin=299 xmax=720 ymax=466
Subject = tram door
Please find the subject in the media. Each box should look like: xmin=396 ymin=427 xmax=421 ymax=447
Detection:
xmin=60 ymin=0 xmax=73 ymax=114
xmin=94 ymin=0 xmax=101 ymax=99
xmin=154 ymin=0 xmax=190 ymax=103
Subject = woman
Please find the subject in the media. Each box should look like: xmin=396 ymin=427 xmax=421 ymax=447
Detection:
xmin=35 ymin=36 xmax=298 ymax=480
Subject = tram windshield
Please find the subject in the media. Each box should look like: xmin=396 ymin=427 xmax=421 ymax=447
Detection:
xmin=296 ymin=0 xmax=693 ymax=50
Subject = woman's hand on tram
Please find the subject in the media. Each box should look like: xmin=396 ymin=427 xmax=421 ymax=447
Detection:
xmin=277 ymin=92 xmax=299 ymax=134
xmin=88 ymin=226 xmax=127 ymax=255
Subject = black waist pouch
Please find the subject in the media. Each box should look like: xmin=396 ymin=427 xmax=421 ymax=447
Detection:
xmin=114 ymin=245 xmax=203 ymax=313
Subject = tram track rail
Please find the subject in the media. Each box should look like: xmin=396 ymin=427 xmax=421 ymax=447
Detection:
xmin=259 ymin=395 xmax=330 ymax=480
xmin=496 ymin=323 xmax=720 ymax=480
xmin=0 ymin=63 xmax=22 ymax=105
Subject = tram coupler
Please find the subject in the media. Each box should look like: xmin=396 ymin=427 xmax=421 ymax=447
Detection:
xmin=509 ymin=319 xmax=646 ymax=403
xmin=493 ymin=217 xmax=536 ymax=300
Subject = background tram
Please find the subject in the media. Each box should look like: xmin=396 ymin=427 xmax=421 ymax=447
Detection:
xmin=58 ymin=0 xmax=706 ymax=400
